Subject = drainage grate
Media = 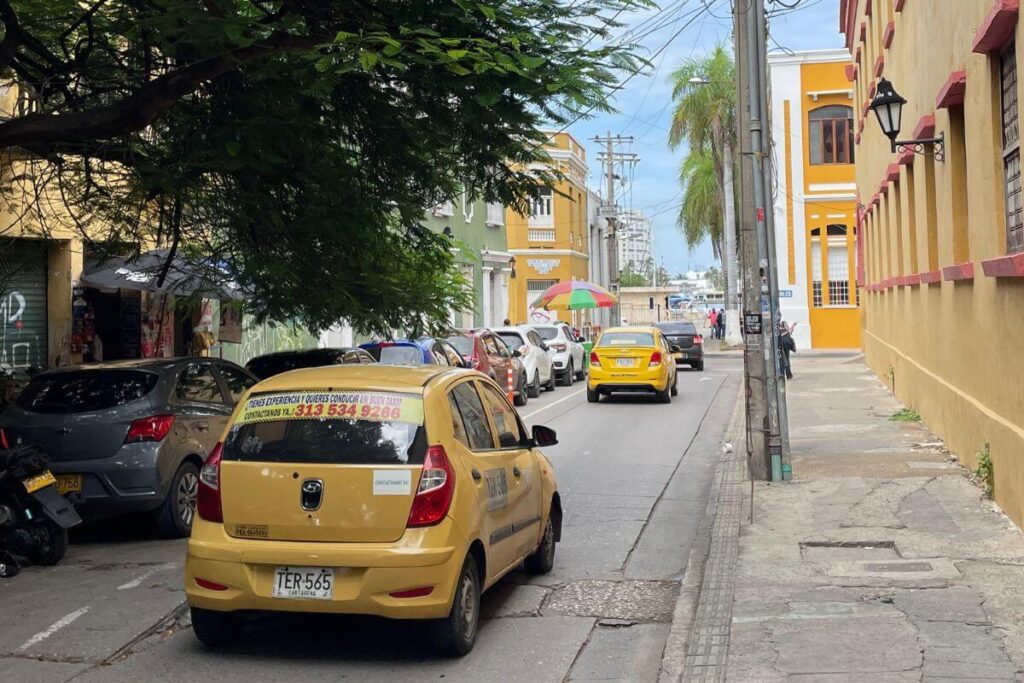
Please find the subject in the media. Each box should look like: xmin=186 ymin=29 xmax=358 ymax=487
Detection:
xmin=862 ymin=562 xmax=934 ymax=573
xmin=800 ymin=541 xmax=900 ymax=563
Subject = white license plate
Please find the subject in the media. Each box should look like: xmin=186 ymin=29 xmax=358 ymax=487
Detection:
xmin=272 ymin=566 xmax=335 ymax=600
xmin=615 ymin=359 xmax=634 ymax=368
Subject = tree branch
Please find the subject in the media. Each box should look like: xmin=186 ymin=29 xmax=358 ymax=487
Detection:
xmin=0 ymin=1 xmax=20 ymax=67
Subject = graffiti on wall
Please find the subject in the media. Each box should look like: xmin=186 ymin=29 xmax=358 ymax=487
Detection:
xmin=216 ymin=314 xmax=318 ymax=366
xmin=0 ymin=291 xmax=40 ymax=370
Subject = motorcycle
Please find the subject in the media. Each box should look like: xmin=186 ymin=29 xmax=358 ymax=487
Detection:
xmin=0 ymin=444 xmax=82 ymax=576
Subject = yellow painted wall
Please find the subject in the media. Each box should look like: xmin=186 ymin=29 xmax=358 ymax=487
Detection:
xmin=798 ymin=60 xmax=862 ymax=348
xmin=845 ymin=0 xmax=1024 ymax=526
xmin=506 ymin=131 xmax=591 ymax=326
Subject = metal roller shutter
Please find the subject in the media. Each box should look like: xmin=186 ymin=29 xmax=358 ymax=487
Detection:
xmin=1 ymin=239 xmax=48 ymax=372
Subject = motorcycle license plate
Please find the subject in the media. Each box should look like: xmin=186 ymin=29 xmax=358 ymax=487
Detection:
xmin=272 ymin=566 xmax=334 ymax=600
xmin=22 ymin=470 xmax=57 ymax=494
xmin=55 ymin=474 xmax=83 ymax=494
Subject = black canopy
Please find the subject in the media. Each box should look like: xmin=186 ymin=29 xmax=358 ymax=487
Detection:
xmin=81 ymin=249 xmax=244 ymax=301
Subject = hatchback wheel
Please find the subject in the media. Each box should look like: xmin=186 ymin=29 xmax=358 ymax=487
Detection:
xmin=587 ymin=386 xmax=600 ymax=403
xmin=525 ymin=517 xmax=556 ymax=574
xmin=528 ymin=371 xmax=541 ymax=398
xmin=155 ymin=461 xmax=199 ymax=538
xmin=191 ymin=607 xmax=242 ymax=648
xmin=431 ymin=553 xmax=481 ymax=656
xmin=544 ymin=370 xmax=557 ymax=392
xmin=559 ymin=361 xmax=574 ymax=387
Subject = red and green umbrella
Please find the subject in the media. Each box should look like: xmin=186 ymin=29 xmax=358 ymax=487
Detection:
xmin=530 ymin=280 xmax=618 ymax=310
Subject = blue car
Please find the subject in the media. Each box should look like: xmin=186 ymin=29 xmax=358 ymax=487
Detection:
xmin=359 ymin=338 xmax=468 ymax=367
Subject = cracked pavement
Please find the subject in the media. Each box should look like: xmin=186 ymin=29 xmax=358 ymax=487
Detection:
xmin=725 ymin=355 xmax=1024 ymax=681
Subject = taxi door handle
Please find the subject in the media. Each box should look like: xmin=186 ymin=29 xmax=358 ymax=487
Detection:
xmin=513 ymin=466 xmax=522 ymax=478
xmin=471 ymin=468 xmax=482 ymax=482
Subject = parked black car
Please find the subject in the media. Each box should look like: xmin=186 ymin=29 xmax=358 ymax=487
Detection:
xmin=0 ymin=358 xmax=258 ymax=537
xmin=654 ymin=321 xmax=704 ymax=371
xmin=245 ymin=347 xmax=376 ymax=380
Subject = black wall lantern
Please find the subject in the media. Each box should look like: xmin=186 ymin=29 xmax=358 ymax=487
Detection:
xmin=870 ymin=78 xmax=945 ymax=161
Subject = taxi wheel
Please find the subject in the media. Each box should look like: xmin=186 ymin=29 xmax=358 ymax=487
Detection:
xmin=670 ymin=374 xmax=679 ymax=397
xmin=191 ymin=607 xmax=242 ymax=648
xmin=525 ymin=518 xmax=556 ymax=574
xmin=657 ymin=384 xmax=672 ymax=404
xmin=432 ymin=554 xmax=481 ymax=657
xmin=587 ymin=386 xmax=600 ymax=403
xmin=528 ymin=371 xmax=541 ymax=398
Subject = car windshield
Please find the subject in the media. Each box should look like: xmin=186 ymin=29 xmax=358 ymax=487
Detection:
xmin=533 ymin=326 xmax=558 ymax=341
xmin=377 ymin=345 xmax=424 ymax=365
xmin=223 ymin=390 xmax=427 ymax=465
xmin=16 ymin=370 xmax=159 ymax=414
xmin=656 ymin=323 xmax=697 ymax=335
xmin=498 ymin=333 xmax=524 ymax=349
xmin=599 ymin=332 xmax=656 ymax=347
xmin=246 ymin=353 xmax=336 ymax=379
xmin=445 ymin=336 xmax=474 ymax=356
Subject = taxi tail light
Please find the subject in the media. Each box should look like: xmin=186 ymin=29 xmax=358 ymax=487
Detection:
xmin=649 ymin=351 xmax=663 ymax=367
xmin=694 ymin=335 xmax=703 ymax=345
xmin=590 ymin=351 xmax=600 ymax=366
xmin=195 ymin=577 xmax=229 ymax=591
xmin=124 ymin=414 xmax=175 ymax=444
xmin=389 ymin=586 xmax=434 ymax=598
xmin=407 ymin=445 xmax=454 ymax=528
xmin=197 ymin=442 xmax=224 ymax=523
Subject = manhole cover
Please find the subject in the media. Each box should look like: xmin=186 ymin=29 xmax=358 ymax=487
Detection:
xmin=863 ymin=562 xmax=934 ymax=573
xmin=801 ymin=541 xmax=899 ymax=563
xmin=542 ymin=580 xmax=678 ymax=622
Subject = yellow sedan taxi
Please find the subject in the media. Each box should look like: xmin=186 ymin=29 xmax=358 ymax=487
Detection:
xmin=185 ymin=365 xmax=562 ymax=656
xmin=587 ymin=326 xmax=678 ymax=403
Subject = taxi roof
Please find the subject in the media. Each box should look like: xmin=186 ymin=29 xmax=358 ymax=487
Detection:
xmin=250 ymin=363 xmax=469 ymax=393
xmin=601 ymin=326 xmax=658 ymax=334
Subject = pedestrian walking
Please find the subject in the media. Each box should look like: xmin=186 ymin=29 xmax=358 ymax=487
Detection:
xmin=778 ymin=320 xmax=796 ymax=379
xmin=708 ymin=308 xmax=718 ymax=339
xmin=716 ymin=308 xmax=725 ymax=340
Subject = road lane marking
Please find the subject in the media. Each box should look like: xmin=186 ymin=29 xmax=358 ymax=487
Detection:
xmin=19 ymin=606 xmax=90 ymax=651
xmin=118 ymin=563 xmax=179 ymax=590
xmin=521 ymin=388 xmax=586 ymax=419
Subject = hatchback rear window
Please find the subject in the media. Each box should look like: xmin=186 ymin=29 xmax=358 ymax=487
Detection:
xmin=378 ymin=345 xmax=424 ymax=365
xmin=532 ymin=326 xmax=558 ymax=341
xmin=16 ymin=370 xmax=158 ymax=414
xmin=599 ymin=332 xmax=655 ymax=347
xmin=656 ymin=323 xmax=697 ymax=335
xmin=498 ymin=333 xmax=524 ymax=349
xmin=445 ymin=336 xmax=474 ymax=356
xmin=224 ymin=390 xmax=427 ymax=465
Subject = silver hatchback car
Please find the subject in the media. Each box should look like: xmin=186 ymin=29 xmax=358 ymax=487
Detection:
xmin=0 ymin=358 xmax=257 ymax=537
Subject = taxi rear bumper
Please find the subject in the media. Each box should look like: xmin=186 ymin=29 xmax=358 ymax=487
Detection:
xmin=587 ymin=364 xmax=667 ymax=392
xmin=185 ymin=517 xmax=467 ymax=619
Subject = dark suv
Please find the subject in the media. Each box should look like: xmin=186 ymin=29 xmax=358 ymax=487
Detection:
xmin=654 ymin=321 xmax=704 ymax=371
xmin=0 ymin=358 xmax=258 ymax=537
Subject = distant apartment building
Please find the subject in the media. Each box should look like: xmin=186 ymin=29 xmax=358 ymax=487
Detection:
xmin=769 ymin=47 xmax=862 ymax=350
xmin=617 ymin=209 xmax=653 ymax=276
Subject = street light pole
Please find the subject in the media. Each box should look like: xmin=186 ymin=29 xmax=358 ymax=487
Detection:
xmin=592 ymin=133 xmax=638 ymax=327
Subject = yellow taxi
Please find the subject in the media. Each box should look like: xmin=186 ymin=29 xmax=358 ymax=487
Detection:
xmin=185 ymin=365 xmax=562 ymax=656
xmin=586 ymin=326 xmax=678 ymax=403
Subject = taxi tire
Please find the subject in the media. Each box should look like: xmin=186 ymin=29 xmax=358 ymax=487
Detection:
xmin=657 ymin=384 xmax=672 ymax=404
xmin=525 ymin=518 xmax=556 ymax=574
xmin=528 ymin=371 xmax=541 ymax=398
xmin=587 ymin=387 xmax=600 ymax=403
xmin=191 ymin=607 xmax=242 ymax=648
xmin=670 ymin=374 xmax=679 ymax=397
xmin=431 ymin=554 xmax=481 ymax=657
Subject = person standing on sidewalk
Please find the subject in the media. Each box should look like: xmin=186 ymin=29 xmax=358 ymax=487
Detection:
xmin=716 ymin=308 xmax=725 ymax=341
xmin=778 ymin=319 xmax=796 ymax=379
xmin=708 ymin=308 xmax=718 ymax=339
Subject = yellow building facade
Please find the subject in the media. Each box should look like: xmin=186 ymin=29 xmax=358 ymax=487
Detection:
xmin=506 ymin=131 xmax=592 ymax=326
xmin=843 ymin=0 xmax=1024 ymax=525
xmin=770 ymin=49 xmax=862 ymax=349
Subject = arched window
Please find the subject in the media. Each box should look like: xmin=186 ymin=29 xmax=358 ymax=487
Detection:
xmin=809 ymin=105 xmax=855 ymax=165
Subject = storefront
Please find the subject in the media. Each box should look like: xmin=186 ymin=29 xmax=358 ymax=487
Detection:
xmin=0 ymin=239 xmax=48 ymax=373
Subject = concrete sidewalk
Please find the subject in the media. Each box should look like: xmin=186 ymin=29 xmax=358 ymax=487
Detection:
xmin=709 ymin=354 xmax=1024 ymax=681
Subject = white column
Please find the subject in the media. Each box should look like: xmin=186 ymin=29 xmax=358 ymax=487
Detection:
xmin=497 ymin=270 xmax=510 ymax=324
xmin=481 ymin=267 xmax=493 ymax=326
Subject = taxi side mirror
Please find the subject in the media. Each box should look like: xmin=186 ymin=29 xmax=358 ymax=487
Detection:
xmin=532 ymin=424 xmax=558 ymax=447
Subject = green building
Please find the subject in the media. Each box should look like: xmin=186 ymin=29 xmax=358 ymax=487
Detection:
xmin=423 ymin=193 xmax=512 ymax=329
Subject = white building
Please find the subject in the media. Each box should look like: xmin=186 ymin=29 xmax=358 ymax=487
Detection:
xmin=587 ymin=189 xmax=612 ymax=329
xmin=617 ymin=209 xmax=652 ymax=276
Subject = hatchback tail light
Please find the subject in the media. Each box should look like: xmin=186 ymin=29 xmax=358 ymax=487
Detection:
xmin=197 ymin=442 xmax=224 ymax=523
xmin=552 ymin=342 xmax=567 ymax=352
xmin=694 ymin=335 xmax=703 ymax=345
xmin=407 ymin=445 xmax=454 ymax=528
xmin=124 ymin=414 xmax=175 ymax=444
xmin=649 ymin=351 xmax=663 ymax=367
xmin=590 ymin=351 xmax=600 ymax=366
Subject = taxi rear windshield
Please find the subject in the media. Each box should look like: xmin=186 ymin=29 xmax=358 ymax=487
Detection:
xmin=223 ymin=390 xmax=427 ymax=465
xmin=599 ymin=332 xmax=655 ymax=347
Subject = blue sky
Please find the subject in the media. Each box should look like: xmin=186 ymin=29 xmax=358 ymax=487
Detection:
xmin=572 ymin=0 xmax=842 ymax=277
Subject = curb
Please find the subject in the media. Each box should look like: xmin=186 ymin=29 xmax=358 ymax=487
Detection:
xmin=659 ymin=384 xmax=746 ymax=683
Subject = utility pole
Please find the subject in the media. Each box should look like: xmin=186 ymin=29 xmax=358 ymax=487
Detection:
xmin=592 ymin=132 xmax=639 ymax=326
xmin=735 ymin=1 xmax=769 ymax=481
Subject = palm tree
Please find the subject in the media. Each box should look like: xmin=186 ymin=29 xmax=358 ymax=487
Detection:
xmin=669 ymin=45 xmax=739 ymax=344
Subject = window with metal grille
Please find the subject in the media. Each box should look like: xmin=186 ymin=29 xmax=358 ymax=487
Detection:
xmin=1001 ymin=41 xmax=1023 ymax=253
xmin=828 ymin=241 xmax=850 ymax=306
xmin=527 ymin=279 xmax=557 ymax=295
xmin=809 ymin=105 xmax=855 ymax=165
xmin=811 ymin=238 xmax=823 ymax=307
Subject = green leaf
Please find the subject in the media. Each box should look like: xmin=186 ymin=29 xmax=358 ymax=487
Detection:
xmin=446 ymin=49 xmax=468 ymax=59
xmin=225 ymin=142 xmax=242 ymax=157
xmin=359 ymin=50 xmax=379 ymax=70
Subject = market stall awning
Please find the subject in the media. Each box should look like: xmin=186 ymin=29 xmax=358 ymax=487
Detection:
xmin=81 ymin=248 xmax=244 ymax=300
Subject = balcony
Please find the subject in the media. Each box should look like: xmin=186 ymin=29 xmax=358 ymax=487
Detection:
xmin=529 ymin=228 xmax=556 ymax=242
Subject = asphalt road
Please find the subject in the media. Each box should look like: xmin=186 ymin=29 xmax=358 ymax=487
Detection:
xmin=0 ymin=358 xmax=741 ymax=683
